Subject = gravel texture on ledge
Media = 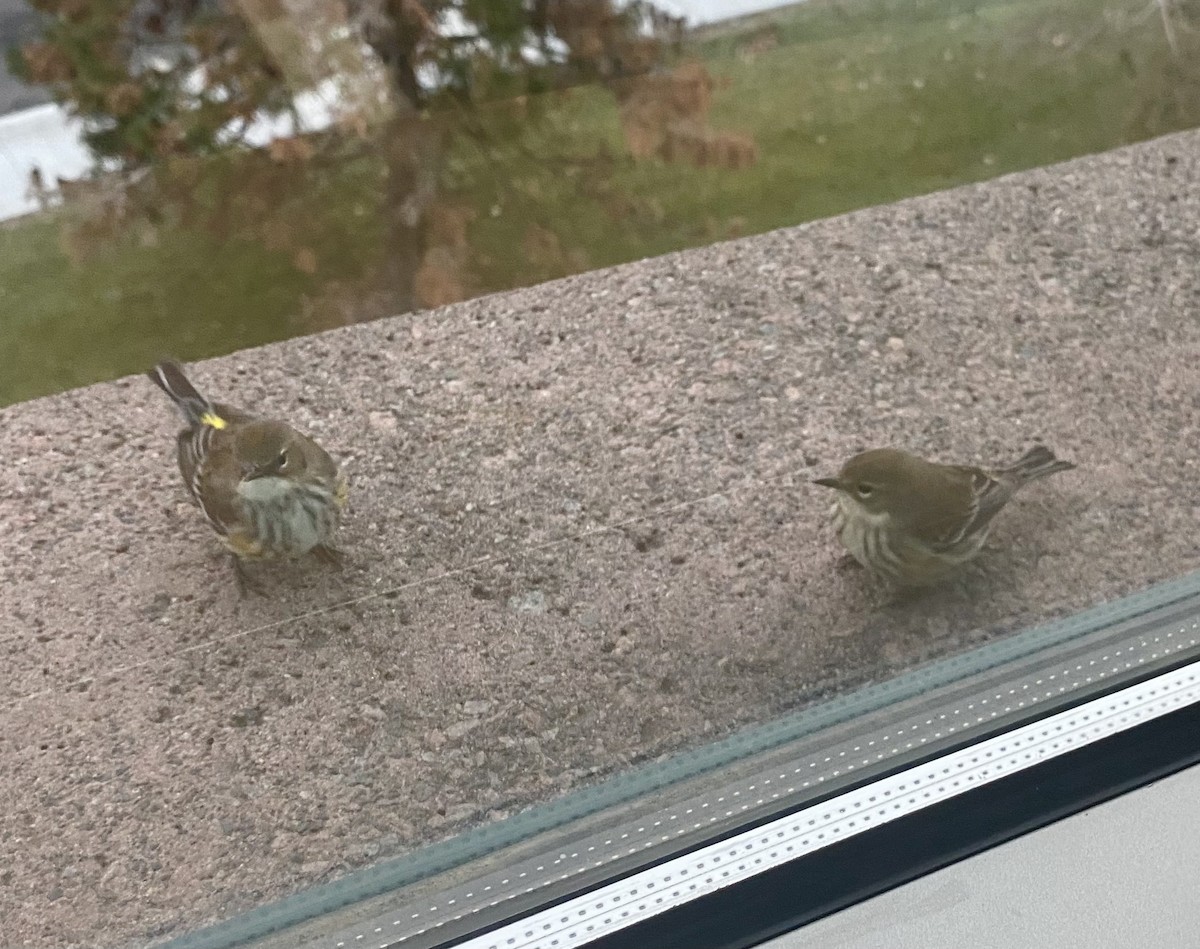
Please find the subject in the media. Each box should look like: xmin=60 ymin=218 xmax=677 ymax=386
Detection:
xmin=3 ymin=129 xmax=1200 ymax=948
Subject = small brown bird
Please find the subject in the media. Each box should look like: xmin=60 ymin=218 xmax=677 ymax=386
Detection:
xmin=813 ymin=445 xmax=1075 ymax=586
xmin=148 ymin=360 xmax=347 ymax=591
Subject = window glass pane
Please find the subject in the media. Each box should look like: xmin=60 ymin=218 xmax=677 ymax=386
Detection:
xmin=2 ymin=0 xmax=1198 ymax=945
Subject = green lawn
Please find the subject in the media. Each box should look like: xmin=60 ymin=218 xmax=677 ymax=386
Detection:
xmin=1 ymin=0 xmax=1194 ymax=405
xmin=0 ymin=216 xmax=315 ymax=401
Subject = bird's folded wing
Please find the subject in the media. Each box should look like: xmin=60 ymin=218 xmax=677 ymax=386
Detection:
xmin=915 ymin=467 xmax=1000 ymax=551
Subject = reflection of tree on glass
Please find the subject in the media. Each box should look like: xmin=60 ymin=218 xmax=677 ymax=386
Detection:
xmin=11 ymin=0 xmax=754 ymax=317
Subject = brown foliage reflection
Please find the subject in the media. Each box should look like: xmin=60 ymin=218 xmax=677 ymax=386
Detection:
xmin=15 ymin=0 xmax=757 ymax=320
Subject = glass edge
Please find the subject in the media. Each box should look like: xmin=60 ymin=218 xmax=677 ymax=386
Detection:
xmin=156 ymin=570 xmax=1200 ymax=949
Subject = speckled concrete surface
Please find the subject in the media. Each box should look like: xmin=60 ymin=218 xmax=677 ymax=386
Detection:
xmin=2 ymin=129 xmax=1199 ymax=948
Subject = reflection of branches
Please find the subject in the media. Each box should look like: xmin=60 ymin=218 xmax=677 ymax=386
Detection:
xmin=508 ymin=137 xmax=624 ymax=174
xmin=400 ymin=0 xmax=437 ymax=35
xmin=1158 ymin=0 xmax=1180 ymax=54
xmin=1152 ymin=0 xmax=1200 ymax=56
xmin=1126 ymin=0 xmax=1200 ymax=140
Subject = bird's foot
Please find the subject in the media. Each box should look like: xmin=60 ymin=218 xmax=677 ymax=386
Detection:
xmin=313 ymin=544 xmax=345 ymax=569
xmin=232 ymin=556 xmax=267 ymax=597
xmin=836 ymin=553 xmax=864 ymax=572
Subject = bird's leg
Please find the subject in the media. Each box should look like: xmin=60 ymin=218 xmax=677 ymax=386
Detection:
xmin=232 ymin=555 xmax=266 ymax=597
xmin=313 ymin=544 xmax=345 ymax=569
xmin=836 ymin=553 xmax=864 ymax=572
xmin=885 ymin=585 xmax=930 ymax=607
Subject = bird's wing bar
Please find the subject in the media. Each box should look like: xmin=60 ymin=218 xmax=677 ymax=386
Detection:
xmin=925 ymin=468 xmax=1003 ymax=550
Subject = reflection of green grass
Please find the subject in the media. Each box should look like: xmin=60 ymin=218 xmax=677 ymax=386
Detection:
xmin=447 ymin=0 xmax=1193 ymax=290
xmin=0 ymin=0 xmax=1193 ymax=405
xmin=0 ymin=216 xmax=317 ymax=402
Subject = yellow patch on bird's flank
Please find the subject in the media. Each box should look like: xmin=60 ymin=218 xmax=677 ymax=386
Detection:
xmin=335 ymin=476 xmax=349 ymax=509
xmin=200 ymin=412 xmax=227 ymax=430
xmin=220 ymin=532 xmax=265 ymax=559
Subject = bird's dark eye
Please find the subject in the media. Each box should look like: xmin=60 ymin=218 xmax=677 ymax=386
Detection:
xmin=277 ymin=449 xmax=289 ymax=469
xmin=855 ymin=483 xmax=873 ymax=497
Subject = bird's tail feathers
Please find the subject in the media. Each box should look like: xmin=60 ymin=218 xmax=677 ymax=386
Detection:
xmin=1000 ymin=445 xmax=1075 ymax=485
xmin=147 ymin=361 xmax=223 ymax=429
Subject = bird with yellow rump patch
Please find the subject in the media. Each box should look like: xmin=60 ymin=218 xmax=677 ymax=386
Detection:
xmin=147 ymin=360 xmax=348 ymax=592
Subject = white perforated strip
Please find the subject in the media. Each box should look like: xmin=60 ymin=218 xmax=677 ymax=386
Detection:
xmin=415 ymin=658 xmax=1200 ymax=949
xmin=319 ymin=622 xmax=1200 ymax=949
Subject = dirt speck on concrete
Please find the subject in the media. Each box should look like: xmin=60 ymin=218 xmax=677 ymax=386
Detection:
xmin=2 ymin=130 xmax=1199 ymax=947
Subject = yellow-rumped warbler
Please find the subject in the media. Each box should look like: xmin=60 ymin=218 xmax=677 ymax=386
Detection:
xmin=813 ymin=445 xmax=1075 ymax=586
xmin=148 ymin=360 xmax=347 ymax=590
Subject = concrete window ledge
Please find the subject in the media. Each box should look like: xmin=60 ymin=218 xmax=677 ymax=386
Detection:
xmin=2 ymin=128 xmax=1199 ymax=948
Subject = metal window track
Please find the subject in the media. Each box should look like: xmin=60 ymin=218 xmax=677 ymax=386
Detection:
xmin=302 ymin=593 xmax=1200 ymax=949
xmin=444 ymin=658 xmax=1200 ymax=949
xmin=169 ymin=574 xmax=1200 ymax=949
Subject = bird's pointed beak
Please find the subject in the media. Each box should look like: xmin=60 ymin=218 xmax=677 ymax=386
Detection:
xmin=811 ymin=476 xmax=842 ymax=489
